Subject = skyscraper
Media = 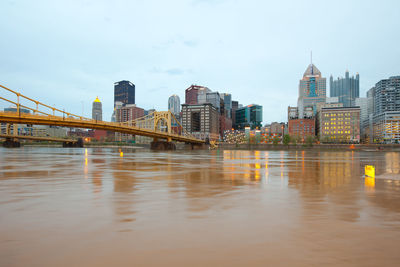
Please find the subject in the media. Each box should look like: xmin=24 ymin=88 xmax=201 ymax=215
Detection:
xmin=92 ymin=97 xmax=102 ymax=121
xmin=373 ymin=76 xmax=400 ymax=115
xmin=297 ymin=62 xmax=327 ymax=118
xmin=330 ymin=70 xmax=360 ymax=107
xmin=220 ymin=93 xmax=232 ymax=118
xmin=366 ymin=76 xmax=400 ymax=143
xmin=168 ymin=94 xmax=180 ymax=115
xmin=114 ymin=80 xmax=135 ymax=106
xmin=185 ymin=85 xmax=210 ymax=104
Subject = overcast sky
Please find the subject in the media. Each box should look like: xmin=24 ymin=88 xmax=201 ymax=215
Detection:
xmin=1 ymin=0 xmax=399 ymax=123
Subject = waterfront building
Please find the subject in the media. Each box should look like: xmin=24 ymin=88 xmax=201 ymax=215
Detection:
xmin=297 ymin=62 xmax=327 ymax=118
xmin=235 ymin=104 xmax=263 ymax=129
xmin=168 ymin=94 xmax=180 ymax=115
xmin=372 ymin=111 xmax=400 ymax=143
xmin=373 ymin=76 xmax=400 ymax=115
xmin=265 ymin=122 xmax=286 ymax=135
xmin=114 ymin=80 xmax=135 ymax=106
xmin=181 ymin=103 xmax=220 ymax=141
xmin=288 ymin=118 xmax=315 ymax=140
xmin=288 ymin=106 xmax=315 ymax=140
xmin=92 ymin=97 xmax=102 ymax=121
xmin=315 ymin=101 xmax=344 ymax=138
xmin=319 ymin=106 xmax=360 ymax=143
xmin=367 ymin=76 xmax=400 ymax=143
xmin=330 ymin=70 xmax=360 ymax=107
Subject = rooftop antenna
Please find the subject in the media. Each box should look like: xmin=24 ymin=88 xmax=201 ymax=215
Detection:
xmin=310 ymin=50 xmax=313 ymax=75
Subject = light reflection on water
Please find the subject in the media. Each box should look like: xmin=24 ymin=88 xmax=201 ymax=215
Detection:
xmin=1 ymin=147 xmax=400 ymax=266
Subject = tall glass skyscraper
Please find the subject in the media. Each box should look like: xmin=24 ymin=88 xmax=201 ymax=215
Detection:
xmin=114 ymin=80 xmax=135 ymax=106
xmin=330 ymin=70 xmax=359 ymax=107
xmin=297 ymin=63 xmax=326 ymax=118
xmin=168 ymin=94 xmax=180 ymax=115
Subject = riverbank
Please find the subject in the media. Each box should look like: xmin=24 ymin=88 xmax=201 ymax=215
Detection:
xmin=3 ymin=141 xmax=400 ymax=151
xmin=218 ymin=143 xmax=400 ymax=151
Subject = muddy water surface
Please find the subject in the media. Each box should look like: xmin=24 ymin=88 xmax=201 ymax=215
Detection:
xmin=1 ymin=147 xmax=400 ymax=266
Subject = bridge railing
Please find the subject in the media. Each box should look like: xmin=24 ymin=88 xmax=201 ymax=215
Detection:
xmin=0 ymin=84 xmax=90 ymax=121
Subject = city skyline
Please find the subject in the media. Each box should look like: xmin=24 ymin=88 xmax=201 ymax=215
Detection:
xmin=1 ymin=0 xmax=399 ymax=123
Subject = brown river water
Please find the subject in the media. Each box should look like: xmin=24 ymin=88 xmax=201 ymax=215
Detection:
xmin=1 ymin=147 xmax=400 ymax=266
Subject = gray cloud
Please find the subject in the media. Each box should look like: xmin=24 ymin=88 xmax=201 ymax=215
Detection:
xmin=165 ymin=68 xmax=185 ymax=75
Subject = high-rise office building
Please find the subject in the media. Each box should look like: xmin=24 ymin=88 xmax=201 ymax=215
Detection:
xmin=297 ymin=63 xmax=326 ymax=118
xmin=371 ymin=76 xmax=400 ymax=143
xmin=114 ymin=80 xmax=135 ymax=106
xmin=92 ymin=97 xmax=102 ymax=121
xmin=185 ymin=85 xmax=210 ymax=104
xmin=330 ymin=70 xmax=360 ymax=107
xmin=168 ymin=94 xmax=180 ymax=115
xmin=373 ymin=76 xmax=400 ymax=115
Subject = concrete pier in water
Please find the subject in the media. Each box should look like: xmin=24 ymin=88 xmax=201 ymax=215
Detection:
xmin=2 ymin=138 xmax=21 ymax=148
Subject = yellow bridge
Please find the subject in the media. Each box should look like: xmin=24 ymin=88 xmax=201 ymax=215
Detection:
xmin=0 ymin=84 xmax=205 ymax=147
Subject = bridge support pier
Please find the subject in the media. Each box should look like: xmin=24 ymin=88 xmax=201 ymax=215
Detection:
xmin=3 ymin=138 xmax=21 ymax=148
xmin=62 ymin=138 xmax=83 ymax=148
xmin=150 ymin=141 xmax=176 ymax=150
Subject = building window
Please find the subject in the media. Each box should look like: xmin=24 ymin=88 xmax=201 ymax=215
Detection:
xmin=191 ymin=112 xmax=201 ymax=132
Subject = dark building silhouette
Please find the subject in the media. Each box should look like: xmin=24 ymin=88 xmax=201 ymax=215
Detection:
xmin=114 ymin=80 xmax=135 ymax=106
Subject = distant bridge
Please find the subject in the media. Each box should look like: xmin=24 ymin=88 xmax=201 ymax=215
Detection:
xmin=0 ymin=84 xmax=205 ymax=147
xmin=0 ymin=134 xmax=80 ymax=148
xmin=0 ymin=134 xmax=77 ymax=143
